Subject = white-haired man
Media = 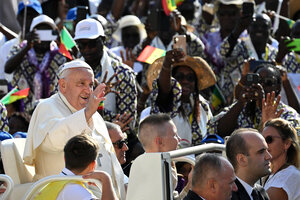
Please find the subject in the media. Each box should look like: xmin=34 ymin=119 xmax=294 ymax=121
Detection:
xmin=23 ymin=59 xmax=125 ymax=199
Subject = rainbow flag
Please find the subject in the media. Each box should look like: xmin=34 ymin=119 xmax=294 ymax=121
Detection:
xmin=137 ymin=45 xmax=166 ymax=64
xmin=0 ymin=87 xmax=29 ymax=105
xmin=59 ymin=27 xmax=76 ymax=60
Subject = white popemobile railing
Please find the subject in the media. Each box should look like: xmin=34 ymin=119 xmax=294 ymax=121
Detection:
xmin=126 ymin=143 xmax=225 ymax=200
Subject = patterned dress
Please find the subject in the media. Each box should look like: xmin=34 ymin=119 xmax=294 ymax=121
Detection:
xmin=0 ymin=103 xmax=9 ymax=132
xmin=93 ymin=49 xmax=137 ymax=124
xmin=219 ymin=38 xmax=278 ymax=103
xmin=150 ymin=78 xmax=212 ymax=147
xmin=208 ymin=101 xmax=300 ymax=136
xmin=9 ymin=45 xmax=66 ymax=113
xmin=283 ymin=52 xmax=300 ymax=73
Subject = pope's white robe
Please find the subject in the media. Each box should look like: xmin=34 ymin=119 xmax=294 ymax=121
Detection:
xmin=23 ymin=92 xmax=125 ymax=199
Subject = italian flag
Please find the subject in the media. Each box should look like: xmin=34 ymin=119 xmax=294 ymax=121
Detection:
xmin=0 ymin=87 xmax=30 ymax=105
xmin=137 ymin=45 xmax=166 ymax=64
xmin=59 ymin=27 xmax=76 ymax=60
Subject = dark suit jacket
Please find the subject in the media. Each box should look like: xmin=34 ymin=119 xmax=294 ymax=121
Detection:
xmin=231 ymin=179 xmax=269 ymax=200
xmin=183 ymin=190 xmax=204 ymax=200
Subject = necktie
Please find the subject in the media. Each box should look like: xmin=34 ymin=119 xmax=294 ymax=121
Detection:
xmin=251 ymin=188 xmax=260 ymax=200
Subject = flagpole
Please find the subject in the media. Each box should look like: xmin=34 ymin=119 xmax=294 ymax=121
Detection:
xmin=22 ymin=0 xmax=30 ymax=40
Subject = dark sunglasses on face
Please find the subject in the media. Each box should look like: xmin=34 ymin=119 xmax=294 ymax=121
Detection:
xmin=265 ymin=135 xmax=282 ymax=144
xmin=77 ymin=38 xmax=101 ymax=50
xmin=173 ymin=73 xmax=196 ymax=83
xmin=112 ymin=139 xmax=128 ymax=149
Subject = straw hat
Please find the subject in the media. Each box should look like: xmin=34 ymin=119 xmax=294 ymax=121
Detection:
xmin=147 ymin=56 xmax=216 ymax=91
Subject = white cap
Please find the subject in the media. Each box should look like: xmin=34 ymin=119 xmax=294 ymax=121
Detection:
xmin=112 ymin=15 xmax=147 ymax=42
xmin=30 ymin=14 xmax=57 ymax=31
xmin=218 ymin=0 xmax=243 ymax=5
xmin=58 ymin=59 xmax=93 ymax=77
xmin=74 ymin=18 xmax=105 ymax=40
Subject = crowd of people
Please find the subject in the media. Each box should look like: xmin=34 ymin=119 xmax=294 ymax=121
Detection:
xmin=0 ymin=0 xmax=300 ymax=199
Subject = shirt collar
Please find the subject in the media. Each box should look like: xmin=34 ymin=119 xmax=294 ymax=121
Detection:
xmin=58 ymin=91 xmax=78 ymax=113
xmin=237 ymin=177 xmax=254 ymax=198
xmin=61 ymin=168 xmax=75 ymax=176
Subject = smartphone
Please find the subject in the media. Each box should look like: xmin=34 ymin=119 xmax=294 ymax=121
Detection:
xmin=147 ymin=9 xmax=170 ymax=32
xmin=286 ymin=38 xmax=300 ymax=52
xmin=242 ymin=1 xmax=254 ymax=16
xmin=173 ymin=35 xmax=187 ymax=54
xmin=246 ymin=73 xmax=260 ymax=85
xmin=249 ymin=60 xmax=274 ymax=72
xmin=36 ymin=30 xmax=58 ymax=41
xmin=76 ymin=6 xmax=89 ymax=22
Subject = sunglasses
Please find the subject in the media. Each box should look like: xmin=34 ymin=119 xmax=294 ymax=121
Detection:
xmin=173 ymin=73 xmax=196 ymax=83
xmin=264 ymin=135 xmax=282 ymax=144
xmin=112 ymin=139 xmax=128 ymax=149
xmin=77 ymin=38 xmax=102 ymax=49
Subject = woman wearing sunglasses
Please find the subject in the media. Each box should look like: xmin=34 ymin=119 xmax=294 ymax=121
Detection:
xmin=262 ymin=118 xmax=300 ymax=200
xmin=146 ymin=49 xmax=216 ymax=148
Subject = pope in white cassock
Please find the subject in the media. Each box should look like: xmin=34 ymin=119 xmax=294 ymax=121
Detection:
xmin=23 ymin=59 xmax=125 ymax=199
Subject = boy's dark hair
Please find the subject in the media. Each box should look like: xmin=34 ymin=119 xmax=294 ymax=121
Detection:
xmin=64 ymin=134 xmax=99 ymax=172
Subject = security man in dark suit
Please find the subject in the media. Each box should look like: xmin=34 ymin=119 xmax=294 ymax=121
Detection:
xmin=226 ymin=128 xmax=271 ymax=200
xmin=184 ymin=153 xmax=237 ymax=200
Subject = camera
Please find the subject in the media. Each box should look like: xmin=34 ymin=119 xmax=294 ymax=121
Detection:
xmin=246 ymin=73 xmax=260 ymax=85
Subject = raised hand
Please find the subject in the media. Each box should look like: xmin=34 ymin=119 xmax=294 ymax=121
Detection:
xmin=120 ymin=48 xmax=135 ymax=69
xmin=261 ymin=91 xmax=284 ymax=125
xmin=85 ymin=83 xmax=106 ymax=121
xmin=101 ymin=70 xmax=120 ymax=96
xmin=113 ymin=112 xmax=133 ymax=132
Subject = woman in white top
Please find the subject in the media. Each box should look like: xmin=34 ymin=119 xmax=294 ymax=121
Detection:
xmin=262 ymin=118 xmax=300 ymax=200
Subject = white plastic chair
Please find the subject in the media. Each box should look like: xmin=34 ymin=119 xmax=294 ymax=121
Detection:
xmin=22 ymin=175 xmax=103 ymax=200
xmin=0 ymin=174 xmax=14 ymax=200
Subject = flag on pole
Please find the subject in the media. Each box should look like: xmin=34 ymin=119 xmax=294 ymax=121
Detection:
xmin=59 ymin=27 xmax=76 ymax=60
xmin=162 ymin=0 xmax=177 ymax=16
xmin=287 ymin=19 xmax=295 ymax=29
xmin=0 ymin=87 xmax=30 ymax=105
xmin=137 ymin=45 xmax=166 ymax=64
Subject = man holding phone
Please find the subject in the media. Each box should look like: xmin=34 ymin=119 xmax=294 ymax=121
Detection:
xmin=4 ymin=14 xmax=66 ymax=113
xmin=219 ymin=12 xmax=277 ymax=104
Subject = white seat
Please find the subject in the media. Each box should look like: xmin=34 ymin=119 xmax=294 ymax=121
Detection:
xmin=0 ymin=138 xmax=34 ymax=184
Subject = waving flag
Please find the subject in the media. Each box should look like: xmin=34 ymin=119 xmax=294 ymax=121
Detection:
xmin=59 ymin=27 xmax=76 ymax=60
xmin=0 ymin=87 xmax=30 ymax=105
